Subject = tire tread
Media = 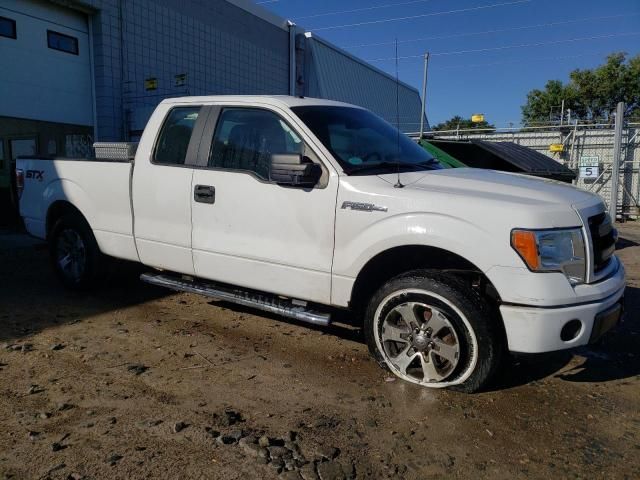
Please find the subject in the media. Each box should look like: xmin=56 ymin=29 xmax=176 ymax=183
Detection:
xmin=364 ymin=269 xmax=504 ymax=393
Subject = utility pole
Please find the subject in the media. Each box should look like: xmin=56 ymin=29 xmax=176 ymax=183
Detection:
xmin=419 ymin=52 xmax=430 ymax=139
xmin=609 ymin=101 xmax=625 ymax=221
xmin=560 ymin=99 xmax=565 ymax=126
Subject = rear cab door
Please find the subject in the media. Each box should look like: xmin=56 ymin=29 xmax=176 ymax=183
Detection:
xmin=132 ymin=102 xmax=211 ymax=275
xmin=190 ymin=101 xmax=339 ymax=304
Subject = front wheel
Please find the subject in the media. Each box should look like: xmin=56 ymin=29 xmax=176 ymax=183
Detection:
xmin=364 ymin=271 xmax=503 ymax=393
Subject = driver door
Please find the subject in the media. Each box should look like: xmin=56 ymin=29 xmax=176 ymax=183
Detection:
xmin=190 ymin=105 xmax=339 ymax=304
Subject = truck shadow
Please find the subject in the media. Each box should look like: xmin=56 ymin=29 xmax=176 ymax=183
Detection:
xmin=207 ymin=300 xmax=365 ymax=344
xmin=0 ymin=233 xmax=169 ymax=343
xmin=616 ymin=236 xmax=639 ymax=251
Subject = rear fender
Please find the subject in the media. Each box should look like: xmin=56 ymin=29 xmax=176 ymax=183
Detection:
xmin=44 ymin=179 xmax=96 ymax=234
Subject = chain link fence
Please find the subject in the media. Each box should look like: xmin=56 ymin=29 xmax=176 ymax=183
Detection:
xmin=414 ymin=122 xmax=640 ymax=219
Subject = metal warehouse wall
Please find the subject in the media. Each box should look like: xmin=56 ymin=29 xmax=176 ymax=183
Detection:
xmin=80 ymin=0 xmax=291 ymax=140
xmin=301 ymin=33 xmax=428 ymax=133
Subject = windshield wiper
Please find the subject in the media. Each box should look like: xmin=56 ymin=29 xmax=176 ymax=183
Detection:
xmin=348 ymin=161 xmax=432 ymax=174
xmin=417 ymin=159 xmax=440 ymax=166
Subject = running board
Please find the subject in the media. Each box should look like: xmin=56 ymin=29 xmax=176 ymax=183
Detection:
xmin=140 ymin=272 xmax=331 ymax=327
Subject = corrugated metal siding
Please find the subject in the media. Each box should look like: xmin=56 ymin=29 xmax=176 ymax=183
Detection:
xmin=305 ymin=35 xmax=428 ymax=133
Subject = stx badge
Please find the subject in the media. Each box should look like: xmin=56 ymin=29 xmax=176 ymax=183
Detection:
xmin=26 ymin=170 xmax=44 ymax=181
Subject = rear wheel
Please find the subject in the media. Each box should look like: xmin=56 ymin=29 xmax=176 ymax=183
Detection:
xmin=49 ymin=213 xmax=105 ymax=289
xmin=364 ymin=271 xmax=503 ymax=393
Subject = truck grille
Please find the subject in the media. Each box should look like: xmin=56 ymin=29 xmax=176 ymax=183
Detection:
xmin=588 ymin=212 xmax=616 ymax=273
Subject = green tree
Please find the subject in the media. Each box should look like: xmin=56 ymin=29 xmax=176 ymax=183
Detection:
xmin=521 ymin=80 xmax=576 ymax=125
xmin=522 ymin=53 xmax=640 ymax=125
xmin=432 ymin=115 xmax=495 ymax=131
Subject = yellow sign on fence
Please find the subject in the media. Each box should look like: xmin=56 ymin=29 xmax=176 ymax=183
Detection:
xmin=549 ymin=143 xmax=564 ymax=153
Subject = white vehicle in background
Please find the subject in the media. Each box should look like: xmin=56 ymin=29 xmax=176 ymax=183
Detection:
xmin=16 ymin=96 xmax=625 ymax=392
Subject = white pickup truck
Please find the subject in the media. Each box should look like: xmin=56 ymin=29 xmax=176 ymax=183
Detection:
xmin=17 ymin=95 xmax=625 ymax=392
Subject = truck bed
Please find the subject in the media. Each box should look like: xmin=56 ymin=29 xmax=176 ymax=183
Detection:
xmin=17 ymin=157 xmax=139 ymax=262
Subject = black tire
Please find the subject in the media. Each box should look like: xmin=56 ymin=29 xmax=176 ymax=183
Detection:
xmin=364 ymin=270 xmax=504 ymax=393
xmin=48 ymin=212 xmax=106 ymax=290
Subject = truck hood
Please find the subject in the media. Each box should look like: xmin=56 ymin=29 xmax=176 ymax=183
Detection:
xmin=378 ymin=168 xmax=600 ymax=208
xmin=364 ymin=168 xmax=605 ymax=229
xmin=337 ymin=167 xmax=606 ymax=274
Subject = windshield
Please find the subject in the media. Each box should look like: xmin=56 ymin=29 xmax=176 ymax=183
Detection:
xmin=291 ymin=106 xmax=441 ymax=174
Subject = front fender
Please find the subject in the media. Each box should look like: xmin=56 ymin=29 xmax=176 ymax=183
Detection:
xmin=333 ymin=211 xmax=509 ymax=277
xmin=331 ymin=211 xmax=527 ymax=307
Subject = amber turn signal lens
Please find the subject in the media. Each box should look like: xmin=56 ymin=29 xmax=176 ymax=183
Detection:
xmin=511 ymin=230 xmax=540 ymax=270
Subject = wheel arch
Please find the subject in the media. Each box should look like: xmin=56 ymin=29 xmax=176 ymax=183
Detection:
xmin=46 ymin=200 xmax=91 ymax=239
xmin=349 ymin=244 xmax=502 ymax=316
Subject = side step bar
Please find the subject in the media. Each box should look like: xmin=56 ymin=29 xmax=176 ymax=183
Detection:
xmin=140 ymin=272 xmax=331 ymax=327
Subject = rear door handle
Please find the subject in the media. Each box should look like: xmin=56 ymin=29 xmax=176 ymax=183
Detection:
xmin=194 ymin=184 xmax=215 ymax=204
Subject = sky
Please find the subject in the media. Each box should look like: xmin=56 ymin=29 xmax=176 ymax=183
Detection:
xmin=256 ymin=0 xmax=640 ymax=128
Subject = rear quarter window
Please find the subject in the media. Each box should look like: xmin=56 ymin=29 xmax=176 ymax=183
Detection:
xmin=154 ymin=107 xmax=201 ymax=165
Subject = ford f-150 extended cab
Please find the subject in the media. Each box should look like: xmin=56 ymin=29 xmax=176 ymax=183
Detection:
xmin=17 ymin=96 xmax=625 ymax=392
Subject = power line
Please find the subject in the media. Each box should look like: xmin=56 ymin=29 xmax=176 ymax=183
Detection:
xmin=435 ymin=51 xmax=609 ymax=70
xmin=344 ymin=13 xmax=639 ymax=49
xmin=310 ymin=0 xmax=533 ymax=31
xmin=397 ymin=50 xmax=614 ymax=71
xmin=295 ymin=0 xmax=438 ymax=20
xmin=368 ymin=31 xmax=640 ymax=62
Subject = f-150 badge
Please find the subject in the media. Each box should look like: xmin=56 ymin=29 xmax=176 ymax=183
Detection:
xmin=341 ymin=201 xmax=387 ymax=212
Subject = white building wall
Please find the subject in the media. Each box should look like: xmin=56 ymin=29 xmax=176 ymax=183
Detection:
xmin=0 ymin=0 xmax=93 ymax=126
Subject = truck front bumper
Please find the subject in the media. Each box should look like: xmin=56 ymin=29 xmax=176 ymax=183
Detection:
xmin=499 ymin=259 xmax=626 ymax=353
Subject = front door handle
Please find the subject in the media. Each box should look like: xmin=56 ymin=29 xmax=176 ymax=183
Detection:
xmin=194 ymin=184 xmax=215 ymax=204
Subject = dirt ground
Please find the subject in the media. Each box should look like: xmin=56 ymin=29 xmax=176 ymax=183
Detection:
xmin=0 ymin=223 xmax=639 ymax=480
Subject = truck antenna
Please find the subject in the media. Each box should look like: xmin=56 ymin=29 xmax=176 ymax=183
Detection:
xmin=394 ymin=37 xmax=404 ymax=189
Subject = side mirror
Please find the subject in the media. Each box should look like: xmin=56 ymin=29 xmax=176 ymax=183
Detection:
xmin=269 ymin=154 xmax=322 ymax=187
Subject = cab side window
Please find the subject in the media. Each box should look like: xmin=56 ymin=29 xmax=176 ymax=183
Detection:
xmin=154 ymin=107 xmax=201 ymax=165
xmin=209 ymin=108 xmax=304 ymax=180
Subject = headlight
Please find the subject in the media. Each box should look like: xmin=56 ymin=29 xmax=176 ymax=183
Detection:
xmin=511 ymin=228 xmax=586 ymax=285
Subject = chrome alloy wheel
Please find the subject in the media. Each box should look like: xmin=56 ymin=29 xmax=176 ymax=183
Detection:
xmin=374 ymin=290 xmax=478 ymax=387
xmin=56 ymin=228 xmax=87 ymax=282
